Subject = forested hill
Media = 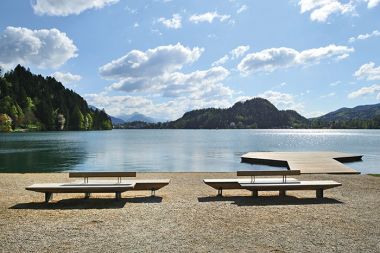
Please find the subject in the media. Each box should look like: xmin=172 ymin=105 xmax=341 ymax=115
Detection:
xmin=116 ymin=98 xmax=309 ymax=129
xmin=166 ymin=98 xmax=308 ymax=128
xmin=310 ymin=103 xmax=380 ymax=129
xmin=316 ymin=103 xmax=380 ymax=121
xmin=0 ymin=65 xmax=112 ymax=132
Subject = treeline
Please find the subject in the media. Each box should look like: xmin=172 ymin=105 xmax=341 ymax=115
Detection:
xmin=310 ymin=117 xmax=380 ymax=129
xmin=114 ymin=98 xmax=380 ymax=130
xmin=115 ymin=98 xmax=310 ymax=129
xmin=116 ymin=117 xmax=380 ymax=130
xmin=0 ymin=65 xmax=112 ymax=132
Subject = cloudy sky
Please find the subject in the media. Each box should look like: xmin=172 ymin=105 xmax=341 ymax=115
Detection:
xmin=0 ymin=0 xmax=379 ymax=120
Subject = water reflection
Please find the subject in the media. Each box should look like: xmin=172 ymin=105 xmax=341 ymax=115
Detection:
xmin=0 ymin=129 xmax=379 ymax=173
xmin=0 ymin=134 xmax=86 ymax=172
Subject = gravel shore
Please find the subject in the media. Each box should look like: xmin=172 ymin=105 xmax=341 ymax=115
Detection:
xmin=0 ymin=173 xmax=379 ymax=252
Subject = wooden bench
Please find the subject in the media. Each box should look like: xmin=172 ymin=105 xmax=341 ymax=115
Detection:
xmin=26 ymin=183 xmax=135 ymax=203
xmin=204 ymin=170 xmax=342 ymax=198
xmin=26 ymin=172 xmax=170 ymax=202
xmin=69 ymin=172 xmax=170 ymax=196
xmin=204 ymin=170 xmax=301 ymax=196
xmin=240 ymin=180 xmax=342 ymax=198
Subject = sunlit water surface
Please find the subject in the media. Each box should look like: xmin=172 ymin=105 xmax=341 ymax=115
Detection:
xmin=0 ymin=129 xmax=379 ymax=173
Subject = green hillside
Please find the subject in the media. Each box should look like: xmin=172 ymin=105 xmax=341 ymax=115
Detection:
xmin=117 ymin=98 xmax=309 ymax=129
xmin=312 ymin=103 xmax=380 ymax=129
xmin=0 ymin=65 xmax=112 ymax=132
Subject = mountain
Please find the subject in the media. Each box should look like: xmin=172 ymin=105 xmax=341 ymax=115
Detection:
xmin=89 ymin=105 xmax=125 ymax=125
xmin=166 ymin=98 xmax=308 ymax=129
xmin=316 ymin=103 xmax=380 ymax=121
xmin=0 ymin=65 xmax=112 ymax=132
xmin=109 ymin=116 xmax=125 ymax=125
xmin=122 ymin=112 xmax=156 ymax=123
xmin=116 ymin=98 xmax=309 ymax=129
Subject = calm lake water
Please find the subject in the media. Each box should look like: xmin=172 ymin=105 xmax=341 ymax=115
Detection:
xmin=0 ymin=129 xmax=379 ymax=174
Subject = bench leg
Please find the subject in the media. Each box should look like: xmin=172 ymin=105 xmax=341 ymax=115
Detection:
xmin=84 ymin=193 xmax=91 ymax=199
xmin=115 ymin=192 xmax=122 ymax=200
xmin=316 ymin=189 xmax=324 ymax=199
xmin=279 ymin=190 xmax=286 ymax=197
xmin=217 ymin=188 xmax=223 ymax=197
xmin=151 ymin=189 xmax=156 ymax=197
xmin=251 ymin=190 xmax=258 ymax=197
xmin=45 ymin=192 xmax=53 ymax=203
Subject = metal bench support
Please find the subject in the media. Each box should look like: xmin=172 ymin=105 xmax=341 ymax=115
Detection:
xmin=251 ymin=190 xmax=258 ymax=197
xmin=217 ymin=188 xmax=223 ymax=196
xmin=115 ymin=192 xmax=121 ymax=200
xmin=316 ymin=189 xmax=324 ymax=198
xmin=45 ymin=192 xmax=53 ymax=203
xmin=279 ymin=190 xmax=286 ymax=197
xmin=84 ymin=193 xmax=91 ymax=199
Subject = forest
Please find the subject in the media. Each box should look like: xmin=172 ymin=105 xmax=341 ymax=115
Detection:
xmin=115 ymin=98 xmax=380 ymax=129
xmin=0 ymin=65 xmax=112 ymax=132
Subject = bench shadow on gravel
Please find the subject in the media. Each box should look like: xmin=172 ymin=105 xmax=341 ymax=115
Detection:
xmin=10 ymin=196 xmax=162 ymax=210
xmin=198 ymin=195 xmax=343 ymax=206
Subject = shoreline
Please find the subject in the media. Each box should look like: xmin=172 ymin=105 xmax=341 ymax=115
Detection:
xmin=1 ymin=172 xmax=379 ymax=252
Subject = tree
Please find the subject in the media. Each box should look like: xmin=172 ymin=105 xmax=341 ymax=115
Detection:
xmin=56 ymin=113 xmax=66 ymax=130
xmin=70 ymin=106 xmax=85 ymax=130
xmin=84 ymin=113 xmax=93 ymax=130
xmin=35 ymin=100 xmax=55 ymax=130
xmin=0 ymin=113 xmax=12 ymax=132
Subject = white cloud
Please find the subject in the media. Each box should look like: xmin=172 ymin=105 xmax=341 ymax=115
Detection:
xmin=348 ymin=84 xmax=380 ymax=98
xmin=230 ymin=45 xmax=250 ymax=59
xmin=354 ymin=62 xmax=380 ymax=81
xmin=85 ymin=93 xmax=153 ymax=117
xmin=258 ymin=90 xmax=304 ymax=111
xmin=211 ymin=45 xmax=250 ymax=67
xmin=159 ymin=67 xmax=233 ymax=99
xmin=237 ymin=44 xmax=353 ymax=75
xmin=189 ymin=11 xmax=230 ymax=24
xmin=98 ymin=44 xmax=241 ymax=119
xmin=157 ymin=14 xmax=182 ymax=29
xmin=238 ymin=47 xmax=298 ymax=74
xmin=32 ymin=0 xmax=119 ymax=16
xmin=212 ymin=55 xmax=229 ymax=67
xmin=85 ymin=92 xmax=235 ymax=120
xmin=100 ymin=43 xmax=234 ymax=102
xmin=52 ymin=72 xmax=81 ymax=84
xmin=99 ymin=43 xmax=203 ymax=80
xmin=0 ymin=26 xmax=77 ymax=69
xmin=109 ymin=66 xmax=232 ymax=99
xmin=298 ymin=0 xmax=355 ymax=22
xmin=237 ymin=5 xmax=248 ymax=14
xmin=366 ymin=0 xmax=380 ymax=8
xmin=349 ymin=30 xmax=380 ymax=43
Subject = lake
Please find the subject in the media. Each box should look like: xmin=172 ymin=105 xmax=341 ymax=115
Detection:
xmin=0 ymin=129 xmax=379 ymax=174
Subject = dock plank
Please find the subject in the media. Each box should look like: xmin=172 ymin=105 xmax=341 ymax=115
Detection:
xmin=241 ymin=151 xmax=361 ymax=174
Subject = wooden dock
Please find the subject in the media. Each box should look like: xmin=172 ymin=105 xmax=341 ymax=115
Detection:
xmin=241 ymin=151 xmax=362 ymax=174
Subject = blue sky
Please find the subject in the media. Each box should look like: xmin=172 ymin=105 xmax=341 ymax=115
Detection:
xmin=0 ymin=0 xmax=379 ymax=120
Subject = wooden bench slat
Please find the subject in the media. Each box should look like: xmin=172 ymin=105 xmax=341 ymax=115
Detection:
xmin=69 ymin=172 xmax=136 ymax=178
xmin=237 ymin=170 xmax=300 ymax=176
xmin=240 ymin=180 xmax=341 ymax=190
xmin=26 ymin=183 xmax=136 ymax=193
xmin=72 ymin=179 xmax=171 ymax=191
